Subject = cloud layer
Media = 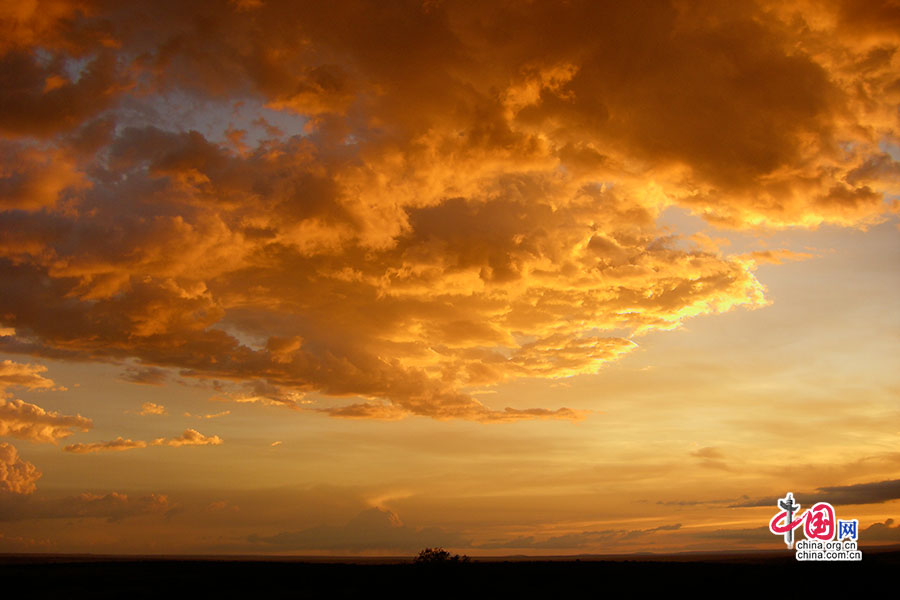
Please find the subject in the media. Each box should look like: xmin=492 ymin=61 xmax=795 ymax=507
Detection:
xmin=0 ymin=490 xmax=172 ymax=522
xmin=0 ymin=0 xmax=897 ymax=420
xmin=251 ymin=507 xmax=466 ymax=552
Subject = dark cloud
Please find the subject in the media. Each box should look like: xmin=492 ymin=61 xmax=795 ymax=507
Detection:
xmin=0 ymin=50 xmax=126 ymax=137
xmin=814 ymin=479 xmax=900 ymax=506
xmin=694 ymin=527 xmax=774 ymax=545
xmin=732 ymin=479 xmax=900 ymax=508
xmin=0 ymin=490 xmax=172 ymax=523
xmin=121 ymin=367 xmax=168 ymax=386
xmin=861 ymin=518 xmax=900 ymax=543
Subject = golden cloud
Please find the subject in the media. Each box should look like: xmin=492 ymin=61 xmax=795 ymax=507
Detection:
xmin=0 ymin=0 xmax=896 ymax=420
xmin=0 ymin=442 xmax=41 ymax=494
xmin=0 ymin=360 xmax=61 ymax=392
xmin=0 ymin=398 xmax=92 ymax=444
xmin=138 ymin=402 xmax=167 ymax=416
xmin=64 ymin=429 xmax=224 ymax=451
xmin=64 ymin=436 xmax=148 ymax=454
xmin=152 ymin=429 xmax=223 ymax=447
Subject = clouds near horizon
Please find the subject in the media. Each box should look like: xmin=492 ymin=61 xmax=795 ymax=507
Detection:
xmin=250 ymin=507 xmax=467 ymax=552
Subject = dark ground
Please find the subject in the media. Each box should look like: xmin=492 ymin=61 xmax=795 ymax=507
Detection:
xmin=3 ymin=547 xmax=897 ymax=598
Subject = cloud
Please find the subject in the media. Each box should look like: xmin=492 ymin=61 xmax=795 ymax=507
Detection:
xmin=689 ymin=446 xmax=731 ymax=471
xmin=861 ymin=518 xmax=900 ymax=543
xmin=152 ymin=429 xmax=223 ymax=447
xmin=741 ymin=250 xmax=816 ymax=266
xmin=0 ymin=0 xmax=896 ymax=420
xmin=0 ymin=531 xmax=52 ymax=551
xmin=690 ymin=447 xmax=724 ymax=460
xmin=206 ymin=500 xmax=239 ymax=513
xmin=64 ymin=437 xmax=148 ymax=454
xmin=138 ymin=402 xmax=167 ymax=416
xmin=733 ymin=479 xmax=900 ymax=507
xmin=813 ymin=479 xmax=900 ymax=506
xmin=0 ymin=442 xmax=41 ymax=494
xmin=0 ymin=360 xmax=60 ymax=392
xmin=0 ymin=142 xmax=89 ymax=211
xmin=250 ymin=507 xmax=466 ymax=552
xmin=657 ymin=495 xmax=749 ymax=507
xmin=0 ymin=491 xmax=172 ymax=523
xmin=123 ymin=367 xmax=168 ymax=386
xmin=707 ymin=518 xmax=900 ymax=546
xmin=694 ymin=527 xmax=774 ymax=545
xmin=185 ymin=410 xmax=230 ymax=419
xmin=0 ymin=398 xmax=92 ymax=443
xmin=62 ymin=429 xmax=223 ymax=452
xmin=59 ymin=492 xmax=172 ymax=522
xmin=477 ymin=523 xmax=682 ymax=550
xmin=0 ymin=49 xmax=127 ymax=137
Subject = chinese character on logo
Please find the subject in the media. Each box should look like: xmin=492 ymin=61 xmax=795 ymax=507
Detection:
xmin=837 ymin=519 xmax=859 ymax=541
xmin=768 ymin=491 xmax=864 ymax=560
xmin=769 ymin=494 xmax=839 ymax=548
xmin=803 ymin=502 xmax=836 ymax=541
xmin=769 ymin=492 xmax=803 ymax=548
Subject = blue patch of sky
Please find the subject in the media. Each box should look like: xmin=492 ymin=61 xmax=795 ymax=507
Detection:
xmin=879 ymin=137 xmax=900 ymax=161
xmin=63 ymin=55 xmax=93 ymax=82
xmin=113 ymin=89 xmax=308 ymax=148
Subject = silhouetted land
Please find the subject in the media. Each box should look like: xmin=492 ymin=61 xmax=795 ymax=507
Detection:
xmin=3 ymin=547 xmax=897 ymax=598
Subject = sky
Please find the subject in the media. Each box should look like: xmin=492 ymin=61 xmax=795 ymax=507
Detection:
xmin=0 ymin=0 xmax=898 ymax=556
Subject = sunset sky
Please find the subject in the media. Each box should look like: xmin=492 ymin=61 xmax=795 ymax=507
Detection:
xmin=1 ymin=0 xmax=898 ymax=556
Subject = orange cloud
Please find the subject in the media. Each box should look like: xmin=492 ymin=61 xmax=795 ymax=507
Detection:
xmin=0 ymin=442 xmax=41 ymax=494
xmin=138 ymin=402 xmax=167 ymax=416
xmin=186 ymin=410 xmax=230 ymax=419
xmin=64 ymin=429 xmax=224 ymax=451
xmin=64 ymin=437 xmax=148 ymax=454
xmin=0 ymin=398 xmax=92 ymax=443
xmin=152 ymin=429 xmax=223 ymax=447
xmin=0 ymin=143 xmax=89 ymax=210
xmin=0 ymin=1 xmax=100 ymax=54
xmin=0 ymin=360 xmax=61 ymax=392
xmin=0 ymin=0 xmax=896 ymax=421
xmin=740 ymin=249 xmax=816 ymax=265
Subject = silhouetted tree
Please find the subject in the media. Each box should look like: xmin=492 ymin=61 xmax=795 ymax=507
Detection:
xmin=414 ymin=547 xmax=470 ymax=564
